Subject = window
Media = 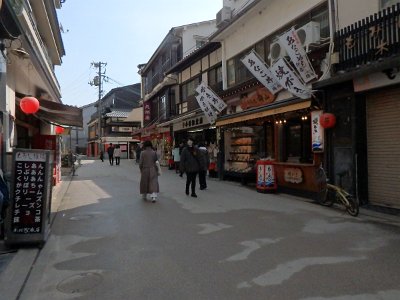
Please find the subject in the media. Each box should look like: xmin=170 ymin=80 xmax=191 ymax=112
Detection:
xmin=280 ymin=117 xmax=312 ymax=163
xmin=208 ymin=65 xmax=222 ymax=91
xmin=196 ymin=40 xmax=206 ymax=49
xmin=177 ymin=102 xmax=188 ymax=114
xmin=181 ymin=77 xmax=200 ymax=101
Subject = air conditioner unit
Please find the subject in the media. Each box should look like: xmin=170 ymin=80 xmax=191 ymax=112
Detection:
xmin=216 ymin=7 xmax=232 ymax=27
xmin=269 ymin=41 xmax=287 ymax=65
xmin=296 ymin=21 xmax=321 ymax=52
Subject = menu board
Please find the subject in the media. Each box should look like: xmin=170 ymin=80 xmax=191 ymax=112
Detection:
xmin=5 ymin=149 xmax=51 ymax=246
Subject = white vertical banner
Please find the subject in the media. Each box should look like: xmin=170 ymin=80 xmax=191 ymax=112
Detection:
xmin=195 ymin=82 xmax=227 ymax=113
xmin=279 ymin=28 xmax=317 ymax=83
xmin=240 ymin=50 xmax=283 ymax=94
xmin=311 ymin=110 xmax=324 ymax=153
xmin=195 ymin=95 xmax=217 ymax=125
xmin=270 ymin=58 xmax=312 ymax=99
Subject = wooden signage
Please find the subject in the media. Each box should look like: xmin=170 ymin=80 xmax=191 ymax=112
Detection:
xmin=5 ymin=149 xmax=52 ymax=247
xmin=284 ymin=168 xmax=303 ymax=183
xmin=240 ymin=88 xmax=276 ymax=110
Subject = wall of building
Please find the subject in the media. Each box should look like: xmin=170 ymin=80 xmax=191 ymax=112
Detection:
xmin=336 ymin=0 xmax=379 ymax=30
xmin=223 ymin=0 xmax=325 ymax=59
xmin=182 ymin=21 xmax=217 ymax=56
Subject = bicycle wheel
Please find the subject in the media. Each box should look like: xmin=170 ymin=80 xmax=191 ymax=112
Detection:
xmin=345 ymin=195 xmax=359 ymax=216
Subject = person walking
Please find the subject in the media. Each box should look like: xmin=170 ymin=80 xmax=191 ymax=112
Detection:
xmin=172 ymin=144 xmax=181 ymax=174
xmin=178 ymin=141 xmax=184 ymax=177
xmin=135 ymin=143 xmax=142 ymax=164
xmin=114 ymin=145 xmax=121 ymax=166
xmin=99 ymin=150 xmax=104 ymax=162
xmin=198 ymin=142 xmax=210 ymax=190
xmin=107 ymin=143 xmax=115 ymax=165
xmin=180 ymin=137 xmax=201 ymax=198
xmin=139 ymin=140 xmax=159 ymax=203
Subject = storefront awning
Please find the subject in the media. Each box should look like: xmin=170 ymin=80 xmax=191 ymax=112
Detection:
xmin=17 ymin=98 xmax=83 ymax=128
xmin=216 ymin=99 xmax=311 ymax=127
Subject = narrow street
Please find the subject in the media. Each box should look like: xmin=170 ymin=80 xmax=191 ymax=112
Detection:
xmin=3 ymin=159 xmax=400 ymax=300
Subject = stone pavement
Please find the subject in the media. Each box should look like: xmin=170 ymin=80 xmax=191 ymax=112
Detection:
xmin=0 ymin=167 xmax=74 ymax=300
xmin=0 ymin=159 xmax=399 ymax=299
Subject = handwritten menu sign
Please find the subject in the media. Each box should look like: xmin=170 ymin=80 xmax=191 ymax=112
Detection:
xmin=5 ymin=149 xmax=51 ymax=246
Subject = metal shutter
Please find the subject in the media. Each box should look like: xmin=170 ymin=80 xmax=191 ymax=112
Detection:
xmin=366 ymin=87 xmax=400 ymax=208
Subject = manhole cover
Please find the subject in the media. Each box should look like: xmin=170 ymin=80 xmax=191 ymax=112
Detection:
xmin=57 ymin=272 xmax=103 ymax=294
xmin=69 ymin=215 xmax=93 ymax=221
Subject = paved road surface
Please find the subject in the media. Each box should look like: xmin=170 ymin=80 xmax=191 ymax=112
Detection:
xmin=3 ymin=159 xmax=400 ymax=299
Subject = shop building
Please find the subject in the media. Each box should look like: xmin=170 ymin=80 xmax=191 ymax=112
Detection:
xmin=207 ymin=0 xmax=330 ymax=193
xmin=0 ymin=1 xmax=82 ymax=185
xmin=87 ymin=84 xmax=141 ymax=158
xmin=138 ymin=20 xmax=217 ymax=165
xmin=313 ymin=1 xmax=400 ymax=209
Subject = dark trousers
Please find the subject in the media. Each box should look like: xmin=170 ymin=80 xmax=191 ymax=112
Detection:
xmin=175 ymin=162 xmax=180 ymax=173
xmin=199 ymin=170 xmax=207 ymax=189
xmin=115 ymin=157 xmax=120 ymax=165
xmin=186 ymin=172 xmax=197 ymax=195
xmin=109 ymin=155 xmax=114 ymax=165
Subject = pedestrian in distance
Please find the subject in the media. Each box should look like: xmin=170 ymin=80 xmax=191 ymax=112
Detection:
xmin=180 ymin=137 xmax=201 ymax=198
xmin=114 ymin=145 xmax=121 ymax=165
xmin=135 ymin=143 xmax=142 ymax=164
xmin=99 ymin=150 xmax=104 ymax=162
xmin=107 ymin=143 xmax=115 ymax=165
xmin=172 ymin=144 xmax=181 ymax=174
xmin=198 ymin=142 xmax=210 ymax=190
xmin=178 ymin=141 xmax=184 ymax=177
xmin=139 ymin=140 xmax=159 ymax=203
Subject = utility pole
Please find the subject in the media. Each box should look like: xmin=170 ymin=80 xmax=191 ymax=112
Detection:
xmin=89 ymin=61 xmax=107 ymax=155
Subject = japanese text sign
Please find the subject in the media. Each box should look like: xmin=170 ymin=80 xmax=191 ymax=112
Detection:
xmin=270 ymin=58 xmax=312 ymax=99
xmin=10 ymin=151 xmax=48 ymax=234
xmin=195 ymin=82 xmax=227 ymax=113
xmin=279 ymin=28 xmax=317 ymax=83
xmin=195 ymin=95 xmax=217 ymax=125
xmin=311 ymin=110 xmax=324 ymax=153
xmin=241 ymin=50 xmax=283 ymax=94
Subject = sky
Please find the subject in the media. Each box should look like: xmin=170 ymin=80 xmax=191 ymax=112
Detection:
xmin=55 ymin=0 xmax=223 ymax=107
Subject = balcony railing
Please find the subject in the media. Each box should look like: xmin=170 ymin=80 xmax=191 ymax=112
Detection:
xmin=335 ymin=3 xmax=400 ymax=71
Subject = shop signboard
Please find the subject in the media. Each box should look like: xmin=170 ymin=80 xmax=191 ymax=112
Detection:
xmin=311 ymin=110 xmax=324 ymax=153
xmin=284 ymin=168 xmax=303 ymax=183
xmin=270 ymin=58 xmax=312 ymax=99
xmin=195 ymin=95 xmax=217 ymax=125
xmin=5 ymin=149 xmax=52 ymax=247
xmin=279 ymin=28 xmax=317 ymax=83
xmin=240 ymin=50 xmax=283 ymax=94
xmin=195 ymin=82 xmax=227 ymax=113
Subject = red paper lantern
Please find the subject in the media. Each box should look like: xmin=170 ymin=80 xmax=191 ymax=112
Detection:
xmin=55 ymin=126 xmax=65 ymax=134
xmin=319 ymin=113 xmax=336 ymax=129
xmin=20 ymin=96 xmax=40 ymax=114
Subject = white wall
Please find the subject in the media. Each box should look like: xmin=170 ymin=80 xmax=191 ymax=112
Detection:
xmin=336 ymin=0 xmax=379 ymax=30
xmin=182 ymin=21 xmax=217 ymax=55
xmin=223 ymin=0 xmax=325 ymax=59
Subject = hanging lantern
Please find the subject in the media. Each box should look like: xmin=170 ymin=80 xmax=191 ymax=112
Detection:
xmin=20 ymin=96 xmax=40 ymax=114
xmin=319 ymin=113 xmax=336 ymax=129
xmin=55 ymin=126 xmax=65 ymax=134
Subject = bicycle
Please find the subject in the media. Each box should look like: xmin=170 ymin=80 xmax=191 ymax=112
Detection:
xmin=315 ymin=164 xmax=359 ymax=217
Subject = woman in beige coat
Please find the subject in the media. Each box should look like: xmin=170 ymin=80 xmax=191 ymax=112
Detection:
xmin=139 ymin=141 xmax=159 ymax=203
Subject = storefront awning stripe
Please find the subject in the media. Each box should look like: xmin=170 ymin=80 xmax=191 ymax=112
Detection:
xmin=16 ymin=98 xmax=83 ymax=127
xmin=216 ymin=100 xmax=311 ymax=127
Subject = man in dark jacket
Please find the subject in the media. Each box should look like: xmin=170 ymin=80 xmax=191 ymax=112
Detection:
xmin=180 ymin=137 xmax=205 ymax=198
xmin=107 ymin=143 xmax=115 ymax=166
xmin=198 ymin=142 xmax=210 ymax=190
